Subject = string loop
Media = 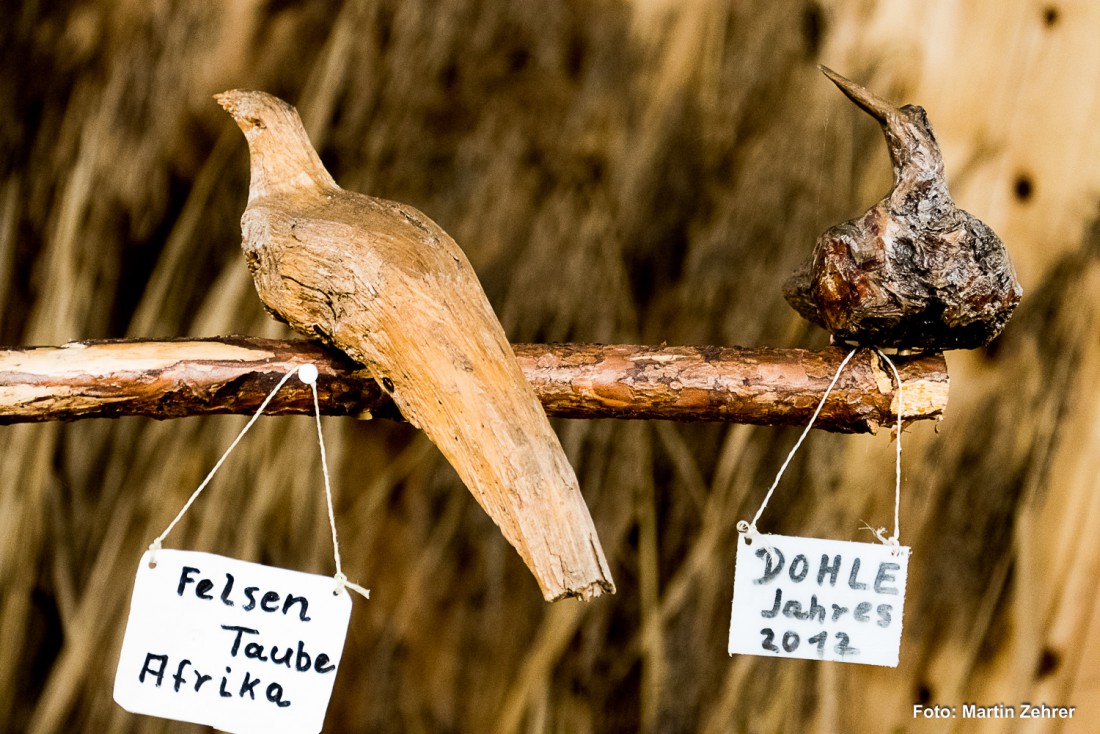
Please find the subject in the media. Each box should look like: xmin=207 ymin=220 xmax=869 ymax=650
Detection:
xmin=737 ymin=347 xmax=905 ymax=550
xmin=148 ymin=364 xmax=369 ymax=600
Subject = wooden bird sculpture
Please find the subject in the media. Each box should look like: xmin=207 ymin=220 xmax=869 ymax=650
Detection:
xmin=784 ymin=66 xmax=1023 ymax=351
xmin=216 ymin=90 xmax=613 ymax=601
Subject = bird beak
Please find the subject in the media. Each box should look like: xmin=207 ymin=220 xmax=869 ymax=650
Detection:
xmin=214 ymin=90 xmax=266 ymax=137
xmin=214 ymin=90 xmax=259 ymax=126
xmin=818 ymin=65 xmax=898 ymax=125
xmin=214 ymin=91 xmax=239 ymax=118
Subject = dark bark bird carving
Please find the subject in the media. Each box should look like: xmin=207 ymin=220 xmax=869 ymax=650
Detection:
xmin=784 ymin=66 xmax=1023 ymax=352
xmin=216 ymin=90 xmax=613 ymax=601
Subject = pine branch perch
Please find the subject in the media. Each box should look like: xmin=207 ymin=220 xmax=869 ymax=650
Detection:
xmin=0 ymin=337 xmax=947 ymax=433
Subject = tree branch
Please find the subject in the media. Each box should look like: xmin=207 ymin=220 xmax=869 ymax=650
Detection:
xmin=0 ymin=337 xmax=946 ymax=433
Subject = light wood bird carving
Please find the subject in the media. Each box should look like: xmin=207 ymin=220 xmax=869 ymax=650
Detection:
xmin=216 ymin=90 xmax=613 ymax=601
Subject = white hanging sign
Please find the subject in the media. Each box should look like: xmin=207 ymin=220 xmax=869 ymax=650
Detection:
xmin=728 ymin=533 xmax=908 ymax=667
xmin=114 ymin=549 xmax=352 ymax=734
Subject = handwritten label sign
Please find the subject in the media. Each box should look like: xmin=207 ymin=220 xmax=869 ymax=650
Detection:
xmin=114 ymin=550 xmax=352 ymax=734
xmin=728 ymin=533 xmax=908 ymax=667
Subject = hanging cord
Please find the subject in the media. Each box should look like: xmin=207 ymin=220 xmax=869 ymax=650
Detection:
xmin=148 ymin=364 xmax=369 ymax=600
xmin=735 ymin=346 xmax=907 ymax=554
xmin=302 ymin=365 xmax=370 ymax=599
xmin=149 ymin=368 xmax=299 ymax=561
xmin=868 ymin=349 xmax=904 ymax=554
xmin=737 ymin=348 xmax=857 ymax=542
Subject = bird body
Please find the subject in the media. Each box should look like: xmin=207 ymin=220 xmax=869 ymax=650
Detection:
xmin=784 ymin=67 xmax=1022 ymax=351
xmin=217 ymin=90 xmax=613 ymax=601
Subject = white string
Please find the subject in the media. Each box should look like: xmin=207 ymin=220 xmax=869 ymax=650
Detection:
xmin=148 ymin=368 xmax=299 ymax=561
xmin=737 ymin=348 xmax=857 ymax=541
xmin=148 ymin=364 xmax=369 ymax=600
xmin=872 ymin=349 xmax=904 ymax=553
xmin=306 ymin=371 xmax=370 ymax=600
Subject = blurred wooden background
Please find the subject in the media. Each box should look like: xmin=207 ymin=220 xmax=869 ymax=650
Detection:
xmin=1 ymin=1 xmax=1097 ymax=732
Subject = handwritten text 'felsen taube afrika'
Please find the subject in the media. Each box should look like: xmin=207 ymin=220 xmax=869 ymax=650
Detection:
xmin=115 ymin=550 xmax=351 ymax=734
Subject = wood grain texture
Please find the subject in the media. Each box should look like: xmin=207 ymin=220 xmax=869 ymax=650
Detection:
xmin=218 ymin=90 xmax=613 ymax=602
xmin=0 ymin=339 xmax=947 ymax=433
xmin=0 ymin=2 xmax=1080 ymax=731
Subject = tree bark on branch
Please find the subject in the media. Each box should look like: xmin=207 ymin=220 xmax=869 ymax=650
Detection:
xmin=0 ymin=337 xmax=947 ymax=433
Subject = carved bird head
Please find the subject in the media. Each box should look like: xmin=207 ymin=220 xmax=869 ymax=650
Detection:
xmin=215 ymin=90 xmax=334 ymax=200
xmin=819 ymin=66 xmax=950 ymax=218
xmin=783 ymin=67 xmax=1022 ymax=352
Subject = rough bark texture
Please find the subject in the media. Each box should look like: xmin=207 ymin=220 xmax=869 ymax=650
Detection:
xmin=218 ymin=90 xmax=613 ymax=602
xmin=784 ymin=67 xmax=1023 ymax=351
xmin=0 ymin=338 xmax=948 ymax=432
xmin=3 ymin=4 xmax=1077 ymax=732
xmin=514 ymin=343 xmax=944 ymax=432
